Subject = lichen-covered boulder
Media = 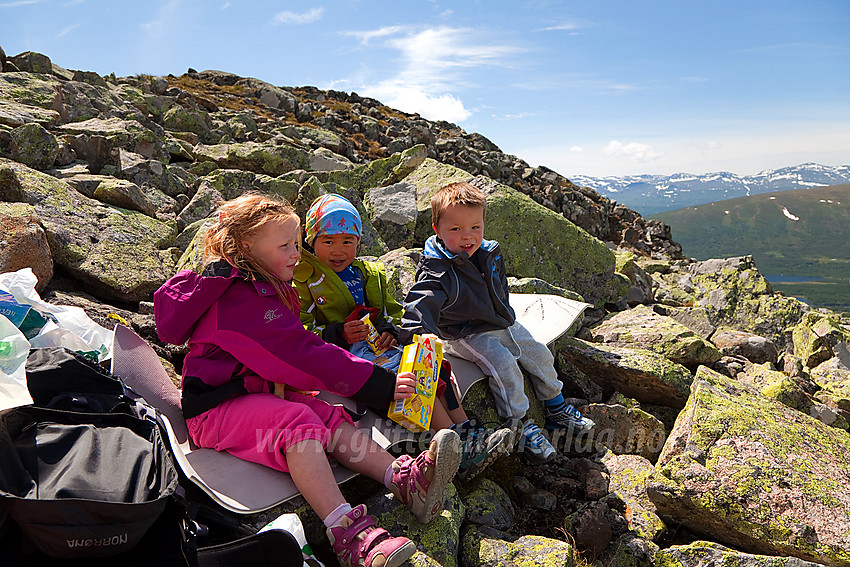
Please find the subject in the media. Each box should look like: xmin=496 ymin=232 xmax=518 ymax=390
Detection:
xmin=0 ymin=202 xmax=53 ymax=290
xmin=737 ymin=362 xmax=812 ymax=413
xmin=116 ymin=150 xmax=190 ymax=198
xmin=379 ymin=248 xmax=420 ymax=301
xmin=653 ymin=541 xmax=828 ymax=567
xmin=193 ymin=140 xmax=310 ymax=176
xmin=792 ymin=312 xmax=850 ymax=369
xmin=0 ymin=99 xmax=61 ymax=128
xmin=309 ymin=147 xmax=352 ymax=171
xmin=364 ymin=180 xmax=419 ymax=250
xmin=59 ymin=117 xmax=169 ymax=163
xmin=0 ymin=158 xmax=176 ymax=302
xmin=601 ymin=452 xmax=667 ymax=540
xmin=809 ymin=357 xmax=850 ymax=429
xmin=461 ymin=525 xmax=576 ymax=567
xmin=616 ymin=250 xmax=655 ymax=306
xmin=648 ymin=366 xmax=850 ymax=567
xmin=582 ymin=403 xmax=667 ymax=460
xmin=202 ymin=168 xmax=300 ymax=202
xmin=320 ymin=144 xmax=427 ymax=197
xmin=600 ymin=532 xmax=657 ymax=567
xmin=711 ymin=327 xmax=779 ymax=365
xmin=588 ymin=305 xmax=721 ymax=367
xmin=161 ymin=104 xmax=213 ymax=141
xmin=555 ymin=337 xmax=693 ymax=408
xmin=10 ymin=123 xmax=59 ymax=169
xmin=460 ymin=478 xmax=515 ymax=530
xmin=687 ymin=256 xmax=806 ymax=350
xmin=280 ymin=124 xmax=346 ymax=154
xmin=174 ymin=219 xmax=214 ymax=274
xmin=93 ymin=178 xmax=156 ymax=216
xmin=8 ymin=51 xmax=53 ymax=74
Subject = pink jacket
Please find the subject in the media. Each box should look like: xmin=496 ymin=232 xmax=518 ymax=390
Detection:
xmin=154 ymin=261 xmax=391 ymax=418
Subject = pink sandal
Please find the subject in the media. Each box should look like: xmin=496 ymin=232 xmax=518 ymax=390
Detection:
xmin=390 ymin=429 xmax=461 ymax=523
xmin=327 ymin=504 xmax=416 ymax=567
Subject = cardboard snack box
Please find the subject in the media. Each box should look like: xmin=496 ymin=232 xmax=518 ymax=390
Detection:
xmin=387 ymin=334 xmax=443 ymax=432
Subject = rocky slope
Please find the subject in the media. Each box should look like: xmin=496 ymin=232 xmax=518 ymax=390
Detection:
xmin=2 ymin=47 xmax=850 ymax=567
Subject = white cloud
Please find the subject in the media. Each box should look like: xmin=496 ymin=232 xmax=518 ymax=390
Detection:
xmin=570 ymin=146 xmax=584 ymax=153
xmin=351 ymin=25 xmax=522 ymax=123
xmin=603 ymin=141 xmax=664 ymax=163
xmin=536 ymin=21 xmax=583 ymax=32
xmin=221 ymin=2 xmax=230 ymax=9
xmin=140 ymin=0 xmax=181 ymax=38
xmin=493 ymin=112 xmax=535 ymax=120
xmin=0 ymin=0 xmax=42 ymax=6
xmin=272 ymin=7 xmax=324 ymax=25
xmin=342 ymin=26 xmax=405 ymax=45
xmin=56 ymin=22 xmax=82 ymax=37
xmin=367 ymin=84 xmax=471 ymax=122
xmin=0 ymin=0 xmax=42 ymax=7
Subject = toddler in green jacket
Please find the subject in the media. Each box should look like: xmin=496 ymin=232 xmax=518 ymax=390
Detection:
xmin=293 ymin=193 xmax=512 ymax=480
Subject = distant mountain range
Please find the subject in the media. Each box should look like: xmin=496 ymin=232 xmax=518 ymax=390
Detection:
xmin=570 ymin=163 xmax=850 ymax=215
xmin=650 ymin=183 xmax=850 ymax=312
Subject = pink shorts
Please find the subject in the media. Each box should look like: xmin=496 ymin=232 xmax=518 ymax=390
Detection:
xmin=186 ymin=389 xmax=353 ymax=473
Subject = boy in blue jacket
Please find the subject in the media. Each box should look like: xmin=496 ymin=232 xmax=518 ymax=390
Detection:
xmin=401 ymin=182 xmax=594 ymax=462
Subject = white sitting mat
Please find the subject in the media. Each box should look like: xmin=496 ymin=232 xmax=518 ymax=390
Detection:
xmin=109 ymin=293 xmax=588 ymax=513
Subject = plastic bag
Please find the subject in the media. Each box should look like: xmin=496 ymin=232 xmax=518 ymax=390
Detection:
xmin=0 ymin=268 xmax=113 ymax=362
xmin=0 ymin=314 xmax=33 ymax=411
xmin=259 ymin=513 xmax=326 ymax=567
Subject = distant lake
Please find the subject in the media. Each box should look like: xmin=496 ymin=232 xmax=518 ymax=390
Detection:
xmin=764 ymin=275 xmax=827 ymax=283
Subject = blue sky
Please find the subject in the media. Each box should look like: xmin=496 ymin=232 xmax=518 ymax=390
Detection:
xmin=2 ymin=0 xmax=848 ymax=177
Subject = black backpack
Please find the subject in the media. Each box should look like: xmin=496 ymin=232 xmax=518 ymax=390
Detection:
xmin=0 ymin=347 xmax=302 ymax=566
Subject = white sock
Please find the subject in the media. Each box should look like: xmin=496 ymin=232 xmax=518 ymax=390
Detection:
xmin=323 ymin=502 xmax=353 ymax=528
xmin=383 ymin=463 xmax=394 ymax=489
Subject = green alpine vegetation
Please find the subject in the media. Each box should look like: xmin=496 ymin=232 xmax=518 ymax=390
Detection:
xmin=651 ymin=184 xmax=850 ymax=313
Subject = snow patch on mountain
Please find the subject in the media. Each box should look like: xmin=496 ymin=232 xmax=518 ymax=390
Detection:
xmin=569 ymin=163 xmax=850 ymax=215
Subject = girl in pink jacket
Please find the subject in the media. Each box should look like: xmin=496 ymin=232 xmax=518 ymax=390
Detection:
xmin=154 ymin=193 xmax=461 ymax=567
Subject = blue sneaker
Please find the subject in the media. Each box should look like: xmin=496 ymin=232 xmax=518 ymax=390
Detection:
xmin=545 ymin=403 xmax=595 ymax=432
xmin=518 ymin=421 xmax=555 ymax=463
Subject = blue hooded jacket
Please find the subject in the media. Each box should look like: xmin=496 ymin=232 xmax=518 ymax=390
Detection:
xmin=400 ymin=235 xmax=515 ymax=342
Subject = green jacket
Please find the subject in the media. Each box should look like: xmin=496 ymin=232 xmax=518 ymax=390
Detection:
xmin=292 ymin=251 xmax=404 ymax=348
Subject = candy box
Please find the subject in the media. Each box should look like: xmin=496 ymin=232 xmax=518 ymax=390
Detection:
xmin=387 ymin=334 xmax=443 ymax=432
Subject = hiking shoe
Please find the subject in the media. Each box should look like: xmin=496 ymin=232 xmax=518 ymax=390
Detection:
xmin=327 ymin=504 xmax=416 ymax=567
xmin=517 ymin=421 xmax=556 ymax=463
xmin=545 ymin=403 xmax=595 ymax=432
xmin=456 ymin=426 xmax=514 ymax=481
xmin=390 ymin=428 xmax=461 ymax=523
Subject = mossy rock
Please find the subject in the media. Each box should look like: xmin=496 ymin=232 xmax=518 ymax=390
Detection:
xmin=461 ymin=525 xmax=577 ymax=567
xmin=600 ymin=452 xmax=667 ymax=540
xmin=201 ymin=168 xmax=299 ymax=202
xmin=555 ymin=337 xmax=693 ymax=408
xmin=0 ymin=72 xmax=63 ymax=112
xmin=650 ymin=366 xmax=850 ymax=567
xmin=588 ymin=304 xmax=721 ymax=367
xmin=654 ymin=540 xmax=827 ymax=567
xmin=792 ymin=312 xmax=850 ymax=369
xmin=688 ymin=257 xmax=806 ymax=350
xmin=193 ymin=140 xmax=310 ymax=177
xmin=317 ymin=144 xmax=427 ymax=197
xmin=0 ymin=158 xmax=176 ymax=302
xmin=10 ymin=123 xmax=59 ymax=170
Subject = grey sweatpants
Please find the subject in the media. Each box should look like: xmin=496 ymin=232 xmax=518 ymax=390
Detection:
xmin=445 ymin=320 xmax=563 ymax=420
